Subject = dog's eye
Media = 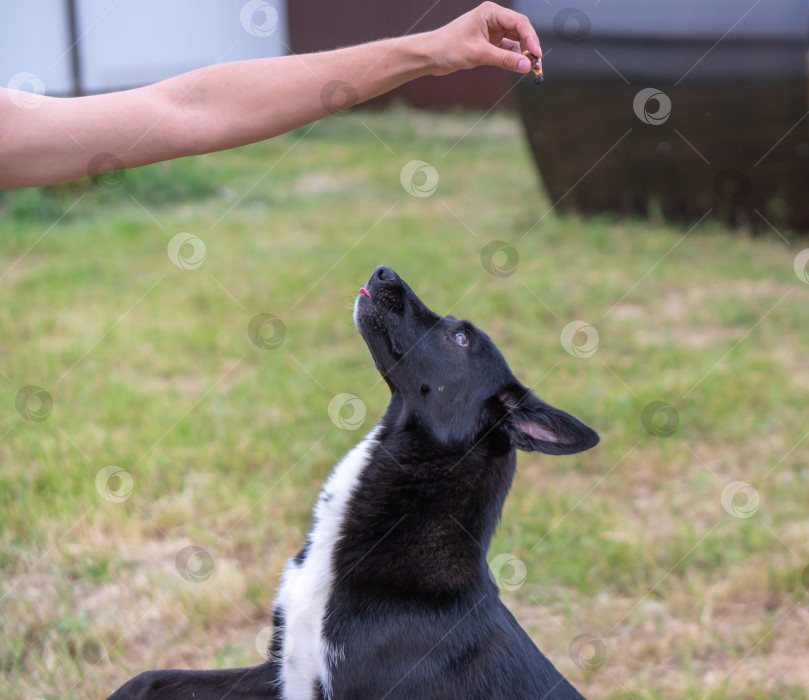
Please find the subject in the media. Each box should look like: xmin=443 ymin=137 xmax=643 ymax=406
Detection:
xmin=452 ymin=331 xmax=468 ymax=347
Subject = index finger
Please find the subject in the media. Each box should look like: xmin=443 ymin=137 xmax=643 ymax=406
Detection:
xmin=484 ymin=4 xmax=542 ymax=56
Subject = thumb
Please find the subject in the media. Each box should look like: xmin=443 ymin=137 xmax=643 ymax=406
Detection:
xmin=475 ymin=43 xmax=531 ymax=73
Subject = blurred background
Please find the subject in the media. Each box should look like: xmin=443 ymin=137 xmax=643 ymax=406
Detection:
xmin=0 ymin=1 xmax=290 ymax=96
xmin=2 ymin=2 xmax=809 ymax=699
xmin=4 ymin=0 xmax=809 ymax=229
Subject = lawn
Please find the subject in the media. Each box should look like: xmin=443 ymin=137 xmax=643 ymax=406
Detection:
xmin=1 ymin=107 xmax=808 ymax=699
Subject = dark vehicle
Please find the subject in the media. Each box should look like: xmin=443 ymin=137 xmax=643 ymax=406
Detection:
xmin=514 ymin=0 xmax=809 ymax=231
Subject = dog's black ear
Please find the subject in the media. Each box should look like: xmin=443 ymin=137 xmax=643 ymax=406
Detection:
xmin=499 ymin=384 xmax=599 ymax=455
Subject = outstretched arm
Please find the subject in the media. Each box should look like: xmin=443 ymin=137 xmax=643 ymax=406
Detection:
xmin=0 ymin=2 xmax=540 ymax=189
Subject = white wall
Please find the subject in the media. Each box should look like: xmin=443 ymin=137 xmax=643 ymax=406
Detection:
xmin=0 ymin=0 xmax=74 ymax=95
xmin=0 ymin=0 xmax=288 ymax=96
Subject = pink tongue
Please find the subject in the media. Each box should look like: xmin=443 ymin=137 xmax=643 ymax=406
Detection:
xmin=359 ymin=287 xmax=371 ymax=298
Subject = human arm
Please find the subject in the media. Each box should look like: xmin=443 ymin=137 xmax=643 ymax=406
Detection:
xmin=0 ymin=2 xmax=540 ymax=188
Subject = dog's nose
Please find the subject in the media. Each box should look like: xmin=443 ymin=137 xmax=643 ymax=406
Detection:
xmin=374 ymin=266 xmax=397 ymax=283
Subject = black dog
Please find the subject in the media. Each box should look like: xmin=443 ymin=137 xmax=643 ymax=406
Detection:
xmin=109 ymin=266 xmax=598 ymax=699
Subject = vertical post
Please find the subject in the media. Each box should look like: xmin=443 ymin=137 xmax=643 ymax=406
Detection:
xmin=65 ymin=0 xmax=82 ymax=96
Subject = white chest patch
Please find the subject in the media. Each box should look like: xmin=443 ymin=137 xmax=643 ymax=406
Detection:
xmin=275 ymin=427 xmax=379 ymax=700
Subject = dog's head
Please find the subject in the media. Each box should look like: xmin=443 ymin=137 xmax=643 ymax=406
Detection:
xmin=353 ymin=266 xmax=598 ymax=455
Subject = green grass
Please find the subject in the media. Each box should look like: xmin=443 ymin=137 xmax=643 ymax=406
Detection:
xmin=2 ymin=107 xmax=808 ymax=699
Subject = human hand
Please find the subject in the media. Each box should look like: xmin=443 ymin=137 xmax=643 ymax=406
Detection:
xmin=426 ymin=2 xmax=542 ymax=76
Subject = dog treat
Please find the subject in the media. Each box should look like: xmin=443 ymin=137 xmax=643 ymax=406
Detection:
xmin=523 ymin=50 xmax=543 ymax=84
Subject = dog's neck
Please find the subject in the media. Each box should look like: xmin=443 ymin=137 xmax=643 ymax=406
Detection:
xmin=330 ymin=411 xmax=516 ymax=603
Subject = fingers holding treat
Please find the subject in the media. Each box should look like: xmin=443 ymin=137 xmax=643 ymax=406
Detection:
xmin=483 ymin=3 xmax=542 ymax=57
xmin=522 ymin=49 xmax=543 ymax=84
xmin=499 ymin=38 xmax=522 ymax=53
